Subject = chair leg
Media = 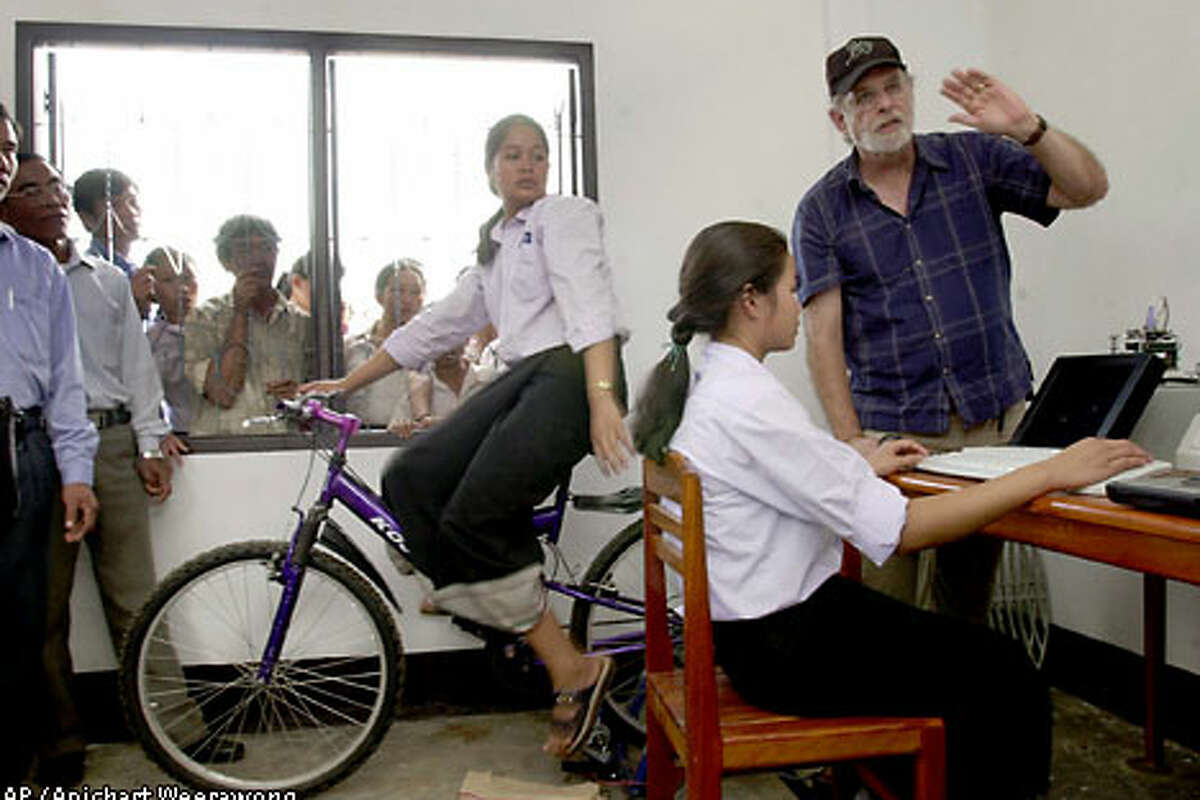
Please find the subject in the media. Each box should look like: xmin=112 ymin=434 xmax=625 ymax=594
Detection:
xmin=914 ymin=724 xmax=947 ymax=800
xmin=645 ymin=712 xmax=683 ymax=800
xmin=686 ymin=750 xmax=723 ymax=799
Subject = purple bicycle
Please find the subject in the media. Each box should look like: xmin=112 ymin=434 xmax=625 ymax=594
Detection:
xmin=119 ymin=396 xmax=669 ymax=795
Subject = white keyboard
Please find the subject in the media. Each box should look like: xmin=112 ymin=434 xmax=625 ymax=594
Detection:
xmin=918 ymin=446 xmax=1172 ymax=497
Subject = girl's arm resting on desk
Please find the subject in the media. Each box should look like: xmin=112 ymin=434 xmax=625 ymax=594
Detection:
xmin=897 ymin=437 xmax=1151 ymax=553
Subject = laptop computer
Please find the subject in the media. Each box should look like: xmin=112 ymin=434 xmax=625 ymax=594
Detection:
xmin=1007 ymin=353 xmax=1165 ymax=447
xmin=917 ymin=353 xmax=1167 ymax=495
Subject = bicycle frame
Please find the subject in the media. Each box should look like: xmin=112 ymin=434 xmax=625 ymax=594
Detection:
xmin=258 ymin=397 xmax=648 ymax=680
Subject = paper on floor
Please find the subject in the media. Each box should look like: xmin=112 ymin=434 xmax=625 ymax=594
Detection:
xmin=459 ymin=770 xmax=602 ymax=799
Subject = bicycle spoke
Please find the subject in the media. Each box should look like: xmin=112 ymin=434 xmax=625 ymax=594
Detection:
xmin=124 ymin=543 xmax=400 ymax=793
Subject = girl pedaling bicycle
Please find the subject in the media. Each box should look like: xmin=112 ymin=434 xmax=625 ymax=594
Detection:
xmin=301 ymin=113 xmax=632 ymax=758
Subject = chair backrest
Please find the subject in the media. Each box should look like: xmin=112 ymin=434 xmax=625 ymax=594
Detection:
xmin=642 ymin=452 xmax=722 ymax=764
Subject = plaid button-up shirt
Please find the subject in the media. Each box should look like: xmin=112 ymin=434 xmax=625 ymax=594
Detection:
xmin=793 ymin=132 xmax=1058 ymax=434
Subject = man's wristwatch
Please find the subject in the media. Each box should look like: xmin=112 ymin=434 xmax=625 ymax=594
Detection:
xmin=1021 ymin=114 xmax=1048 ymax=147
xmin=140 ymin=449 xmax=164 ymax=460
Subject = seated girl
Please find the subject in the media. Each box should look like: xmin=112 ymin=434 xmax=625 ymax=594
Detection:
xmin=632 ymin=221 xmax=1149 ymax=800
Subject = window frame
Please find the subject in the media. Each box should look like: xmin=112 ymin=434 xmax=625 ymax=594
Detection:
xmin=15 ymin=21 xmax=597 ymax=452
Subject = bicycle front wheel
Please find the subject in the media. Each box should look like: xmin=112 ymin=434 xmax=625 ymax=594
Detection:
xmin=120 ymin=540 xmax=403 ymax=795
xmin=568 ymin=519 xmax=678 ymax=742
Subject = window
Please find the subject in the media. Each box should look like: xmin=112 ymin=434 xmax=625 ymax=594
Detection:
xmin=29 ymin=46 xmax=311 ymax=305
xmin=15 ymin=23 xmax=596 ymax=448
xmin=331 ymin=53 xmax=581 ymax=320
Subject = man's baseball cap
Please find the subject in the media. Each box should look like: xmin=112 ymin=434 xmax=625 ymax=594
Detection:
xmin=826 ymin=36 xmax=907 ymax=98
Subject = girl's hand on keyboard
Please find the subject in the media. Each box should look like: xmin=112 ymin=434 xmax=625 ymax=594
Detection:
xmin=1044 ymin=438 xmax=1152 ymax=491
xmin=868 ymin=437 xmax=930 ymax=477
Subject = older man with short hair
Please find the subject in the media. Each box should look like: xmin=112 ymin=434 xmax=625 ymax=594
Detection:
xmin=0 ymin=105 xmax=98 ymax=785
xmin=184 ymin=215 xmax=312 ymax=435
xmin=3 ymin=152 xmax=245 ymax=784
xmin=794 ymin=36 xmax=1108 ymax=620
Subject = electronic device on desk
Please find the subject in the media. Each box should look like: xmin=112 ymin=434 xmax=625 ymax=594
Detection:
xmin=918 ymin=353 xmax=1170 ymax=496
xmin=1008 ymin=352 xmax=1164 ymax=447
xmin=1109 ymin=295 xmax=1195 ymax=381
xmin=1105 ymin=413 xmax=1200 ymax=518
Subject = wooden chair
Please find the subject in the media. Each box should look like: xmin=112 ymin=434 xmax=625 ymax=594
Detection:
xmin=642 ymin=452 xmax=946 ymax=800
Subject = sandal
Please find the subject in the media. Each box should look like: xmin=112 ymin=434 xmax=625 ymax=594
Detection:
xmin=548 ymin=656 xmax=615 ymax=757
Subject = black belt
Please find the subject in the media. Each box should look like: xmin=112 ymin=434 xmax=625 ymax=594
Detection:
xmin=1 ymin=398 xmax=41 ymax=516
xmin=1 ymin=400 xmax=43 ymax=436
xmin=88 ymin=405 xmax=131 ymax=429
xmin=13 ymin=405 xmax=44 ymax=437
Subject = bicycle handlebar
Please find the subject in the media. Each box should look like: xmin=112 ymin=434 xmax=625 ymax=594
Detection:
xmin=265 ymin=395 xmax=363 ymax=441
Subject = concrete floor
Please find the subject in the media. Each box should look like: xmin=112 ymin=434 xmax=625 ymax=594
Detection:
xmin=57 ymin=689 xmax=1200 ymax=798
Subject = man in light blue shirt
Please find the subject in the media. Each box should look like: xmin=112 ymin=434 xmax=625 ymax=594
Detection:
xmin=0 ymin=102 xmax=98 ymax=786
xmin=2 ymin=152 xmax=240 ymax=783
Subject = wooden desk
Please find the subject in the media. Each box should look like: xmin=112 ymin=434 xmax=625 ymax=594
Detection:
xmin=890 ymin=470 xmax=1200 ymax=771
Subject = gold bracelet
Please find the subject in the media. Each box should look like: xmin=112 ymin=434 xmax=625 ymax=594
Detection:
xmin=591 ymin=379 xmax=614 ymax=393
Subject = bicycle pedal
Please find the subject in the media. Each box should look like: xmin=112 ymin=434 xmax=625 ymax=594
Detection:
xmin=561 ymin=720 xmax=621 ymax=779
xmin=581 ymin=718 xmax=612 ymax=762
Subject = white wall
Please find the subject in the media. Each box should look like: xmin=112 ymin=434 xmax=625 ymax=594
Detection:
xmin=828 ymin=0 xmax=1200 ymax=672
xmin=5 ymin=0 xmax=1200 ymax=673
xmin=985 ymin=0 xmax=1200 ymax=672
xmin=3 ymin=0 xmax=828 ymax=669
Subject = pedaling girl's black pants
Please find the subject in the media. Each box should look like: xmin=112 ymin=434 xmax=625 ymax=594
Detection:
xmin=382 ymin=344 xmax=625 ymax=632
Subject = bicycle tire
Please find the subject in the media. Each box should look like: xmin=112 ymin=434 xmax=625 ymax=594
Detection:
xmin=568 ymin=519 xmax=676 ymax=742
xmin=120 ymin=540 xmax=403 ymax=796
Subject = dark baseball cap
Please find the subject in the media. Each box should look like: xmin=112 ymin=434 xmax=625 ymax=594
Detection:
xmin=826 ymin=36 xmax=907 ymax=98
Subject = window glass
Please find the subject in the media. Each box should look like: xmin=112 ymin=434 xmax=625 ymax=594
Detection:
xmin=21 ymin=26 xmax=592 ymax=445
xmin=36 ymin=46 xmax=311 ymax=307
xmin=332 ymin=53 xmax=577 ymax=327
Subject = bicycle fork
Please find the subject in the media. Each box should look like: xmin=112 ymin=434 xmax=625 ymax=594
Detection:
xmin=255 ymin=503 xmax=328 ymax=682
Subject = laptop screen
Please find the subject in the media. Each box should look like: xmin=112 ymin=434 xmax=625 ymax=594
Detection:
xmin=1009 ymin=353 xmax=1165 ymax=448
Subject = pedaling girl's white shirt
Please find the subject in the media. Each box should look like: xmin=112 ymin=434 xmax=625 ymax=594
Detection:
xmin=383 ymin=195 xmax=625 ymax=369
xmin=670 ymin=342 xmax=908 ymax=621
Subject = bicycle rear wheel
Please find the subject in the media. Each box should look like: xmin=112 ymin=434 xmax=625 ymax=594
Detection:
xmin=568 ymin=520 xmax=679 ymax=742
xmin=120 ymin=540 xmax=403 ymax=795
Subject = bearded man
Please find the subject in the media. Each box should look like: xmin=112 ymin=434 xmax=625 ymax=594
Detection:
xmin=792 ymin=37 xmax=1108 ymax=620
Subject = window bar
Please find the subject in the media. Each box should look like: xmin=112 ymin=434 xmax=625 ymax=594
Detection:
xmin=46 ymin=51 xmax=60 ymax=166
xmin=309 ymin=42 xmax=337 ymax=380
xmin=568 ymin=67 xmax=579 ymax=196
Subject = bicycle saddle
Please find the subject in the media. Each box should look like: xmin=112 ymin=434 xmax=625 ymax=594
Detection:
xmin=570 ymin=486 xmax=642 ymax=514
